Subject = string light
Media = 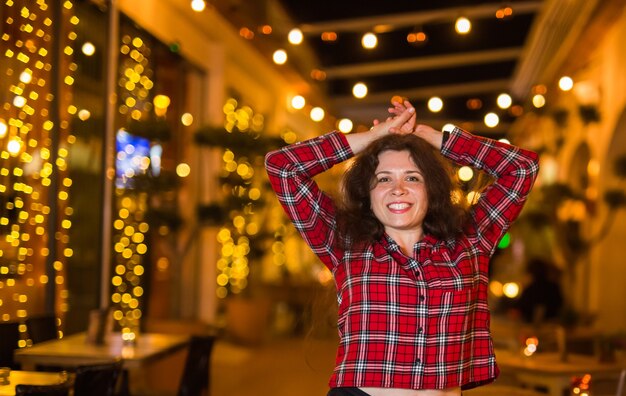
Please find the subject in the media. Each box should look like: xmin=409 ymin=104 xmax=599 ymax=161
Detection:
xmin=361 ymin=32 xmax=378 ymax=49
xmin=352 ymin=82 xmax=368 ymax=99
xmin=455 ymin=17 xmax=472 ymax=34
xmin=287 ymin=28 xmax=303 ymax=45
xmin=0 ymin=0 xmax=74 ymax=339
xmin=190 ymin=0 xmax=206 ymax=12
xmin=428 ymin=97 xmax=443 ymax=113
xmin=272 ymin=49 xmax=287 ymax=65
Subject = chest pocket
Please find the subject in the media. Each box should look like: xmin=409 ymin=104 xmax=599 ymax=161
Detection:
xmin=420 ymin=251 xmax=477 ymax=292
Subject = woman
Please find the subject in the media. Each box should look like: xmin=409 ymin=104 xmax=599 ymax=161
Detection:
xmin=265 ymin=101 xmax=539 ymax=396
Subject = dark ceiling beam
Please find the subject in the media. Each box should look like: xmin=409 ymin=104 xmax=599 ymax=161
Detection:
xmin=330 ymin=79 xmax=511 ymax=106
xmin=298 ymin=1 xmax=543 ymax=34
xmin=324 ymin=47 xmax=523 ymax=79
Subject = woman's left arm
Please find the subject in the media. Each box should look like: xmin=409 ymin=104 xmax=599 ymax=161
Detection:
xmin=441 ymin=126 xmax=539 ymax=255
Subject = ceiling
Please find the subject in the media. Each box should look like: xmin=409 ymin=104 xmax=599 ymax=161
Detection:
xmin=215 ymin=0 xmax=551 ymax=136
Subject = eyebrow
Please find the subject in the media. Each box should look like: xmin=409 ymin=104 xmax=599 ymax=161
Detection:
xmin=374 ymin=169 xmax=423 ymax=176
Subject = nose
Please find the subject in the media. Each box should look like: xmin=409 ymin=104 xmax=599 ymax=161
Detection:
xmin=391 ymin=181 xmax=407 ymax=195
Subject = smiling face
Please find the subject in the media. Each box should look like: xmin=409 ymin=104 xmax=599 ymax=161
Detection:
xmin=369 ymin=149 xmax=429 ymax=241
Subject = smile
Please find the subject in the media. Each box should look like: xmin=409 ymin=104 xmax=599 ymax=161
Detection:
xmin=387 ymin=203 xmax=412 ymax=210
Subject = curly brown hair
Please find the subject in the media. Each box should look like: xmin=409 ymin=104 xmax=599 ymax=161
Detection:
xmin=336 ymin=134 xmax=468 ymax=247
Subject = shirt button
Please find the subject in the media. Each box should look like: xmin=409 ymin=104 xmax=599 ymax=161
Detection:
xmin=419 ymin=295 xmax=425 ymax=302
xmin=418 ymin=327 xmax=423 ymax=334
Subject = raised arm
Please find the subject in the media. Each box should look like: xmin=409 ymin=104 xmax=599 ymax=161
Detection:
xmin=442 ymin=127 xmax=539 ymax=255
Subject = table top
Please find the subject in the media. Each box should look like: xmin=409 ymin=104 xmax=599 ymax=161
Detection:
xmin=14 ymin=332 xmax=189 ymax=370
xmin=0 ymin=371 xmax=68 ymax=396
xmin=495 ymin=348 xmax=625 ymax=376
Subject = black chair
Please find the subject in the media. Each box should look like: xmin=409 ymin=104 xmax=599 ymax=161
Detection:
xmin=0 ymin=321 xmax=21 ymax=369
xmin=178 ymin=335 xmax=216 ymax=396
xmin=15 ymin=383 xmax=71 ymax=396
xmin=26 ymin=314 xmax=58 ymax=344
xmin=73 ymin=361 xmax=124 ymax=396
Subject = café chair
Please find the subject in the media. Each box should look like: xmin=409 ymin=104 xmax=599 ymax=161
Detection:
xmin=26 ymin=314 xmax=59 ymax=344
xmin=15 ymin=383 xmax=71 ymax=396
xmin=0 ymin=321 xmax=21 ymax=369
xmin=178 ymin=335 xmax=216 ymax=396
xmin=73 ymin=361 xmax=124 ymax=396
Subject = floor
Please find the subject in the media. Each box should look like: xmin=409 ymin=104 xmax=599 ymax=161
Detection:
xmin=211 ymin=335 xmax=338 ymax=396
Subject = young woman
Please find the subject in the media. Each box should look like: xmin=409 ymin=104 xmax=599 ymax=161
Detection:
xmin=265 ymin=101 xmax=539 ymax=396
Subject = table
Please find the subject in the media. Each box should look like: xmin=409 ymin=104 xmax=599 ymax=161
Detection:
xmin=14 ymin=332 xmax=189 ymax=371
xmin=14 ymin=332 xmax=189 ymax=393
xmin=495 ymin=349 xmax=625 ymax=396
xmin=0 ymin=370 xmax=68 ymax=396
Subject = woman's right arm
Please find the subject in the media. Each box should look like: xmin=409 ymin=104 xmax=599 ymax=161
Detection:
xmin=265 ymin=132 xmax=352 ymax=270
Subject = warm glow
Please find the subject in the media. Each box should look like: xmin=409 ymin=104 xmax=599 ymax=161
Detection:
xmin=497 ymin=93 xmax=512 ymax=109
xmin=181 ymin=112 xmax=194 ymax=126
xmin=455 ymin=17 xmax=471 ymax=34
xmin=19 ymin=70 xmax=33 ymax=83
xmin=153 ymin=94 xmax=170 ymax=116
xmin=176 ymin=163 xmax=191 ymax=177
xmin=0 ymin=119 xmax=7 ymax=138
xmin=532 ymin=94 xmax=546 ymax=108
xmin=310 ymin=107 xmax=325 ymax=122
xmin=558 ymin=76 xmax=574 ymax=91
xmin=489 ymin=281 xmax=503 ymax=297
xmin=428 ymin=96 xmax=443 ymax=112
xmin=361 ymin=32 xmax=377 ymax=49
xmin=288 ymin=28 xmax=303 ymax=45
xmin=290 ymin=95 xmax=305 ymax=109
xmin=337 ymin=118 xmax=353 ymax=133
xmin=502 ymin=282 xmax=520 ymax=298
xmin=484 ymin=112 xmax=499 ymax=128
xmin=352 ymin=82 xmax=368 ymax=99
xmin=458 ymin=166 xmax=474 ymax=181
xmin=272 ymin=49 xmax=287 ymax=65
xmin=81 ymin=42 xmax=96 ymax=56
xmin=191 ymin=0 xmax=206 ymax=12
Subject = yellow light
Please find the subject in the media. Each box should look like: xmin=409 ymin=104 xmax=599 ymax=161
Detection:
xmin=484 ymin=112 xmax=499 ymax=128
xmin=428 ymin=97 xmax=443 ymax=113
xmin=181 ymin=113 xmax=194 ymax=126
xmin=352 ymin=82 xmax=368 ymax=99
xmin=361 ymin=32 xmax=378 ymax=49
xmin=19 ymin=70 xmax=32 ymax=84
xmin=558 ymin=76 xmax=574 ymax=91
xmin=337 ymin=118 xmax=353 ymax=133
xmin=0 ymin=120 xmax=7 ymax=138
xmin=310 ymin=107 xmax=325 ymax=122
xmin=455 ymin=17 xmax=471 ymax=34
xmin=532 ymin=94 xmax=546 ymax=108
xmin=272 ymin=49 xmax=287 ymax=65
xmin=489 ymin=281 xmax=503 ymax=297
xmin=191 ymin=0 xmax=206 ymax=12
xmin=176 ymin=163 xmax=190 ymax=177
xmin=457 ymin=166 xmax=474 ymax=181
xmin=496 ymin=93 xmax=512 ymax=109
xmin=7 ymin=139 xmax=22 ymax=156
xmin=502 ymin=282 xmax=520 ymax=298
xmin=81 ymin=42 xmax=96 ymax=56
xmin=290 ymin=95 xmax=305 ymax=110
xmin=288 ymin=28 xmax=303 ymax=45
xmin=13 ymin=96 xmax=26 ymax=108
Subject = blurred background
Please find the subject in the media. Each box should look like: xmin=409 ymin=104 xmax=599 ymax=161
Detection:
xmin=1 ymin=0 xmax=626 ymax=395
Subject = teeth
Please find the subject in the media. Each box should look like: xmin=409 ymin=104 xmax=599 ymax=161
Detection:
xmin=388 ymin=203 xmax=410 ymax=210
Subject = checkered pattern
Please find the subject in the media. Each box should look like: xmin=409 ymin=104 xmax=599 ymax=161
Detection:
xmin=265 ymin=128 xmax=539 ymax=390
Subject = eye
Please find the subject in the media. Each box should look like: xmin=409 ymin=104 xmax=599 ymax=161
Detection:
xmin=406 ymin=175 xmax=422 ymax=182
xmin=377 ymin=176 xmax=391 ymax=183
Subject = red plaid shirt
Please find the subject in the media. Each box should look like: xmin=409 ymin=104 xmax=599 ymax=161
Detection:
xmin=265 ymin=127 xmax=539 ymax=390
